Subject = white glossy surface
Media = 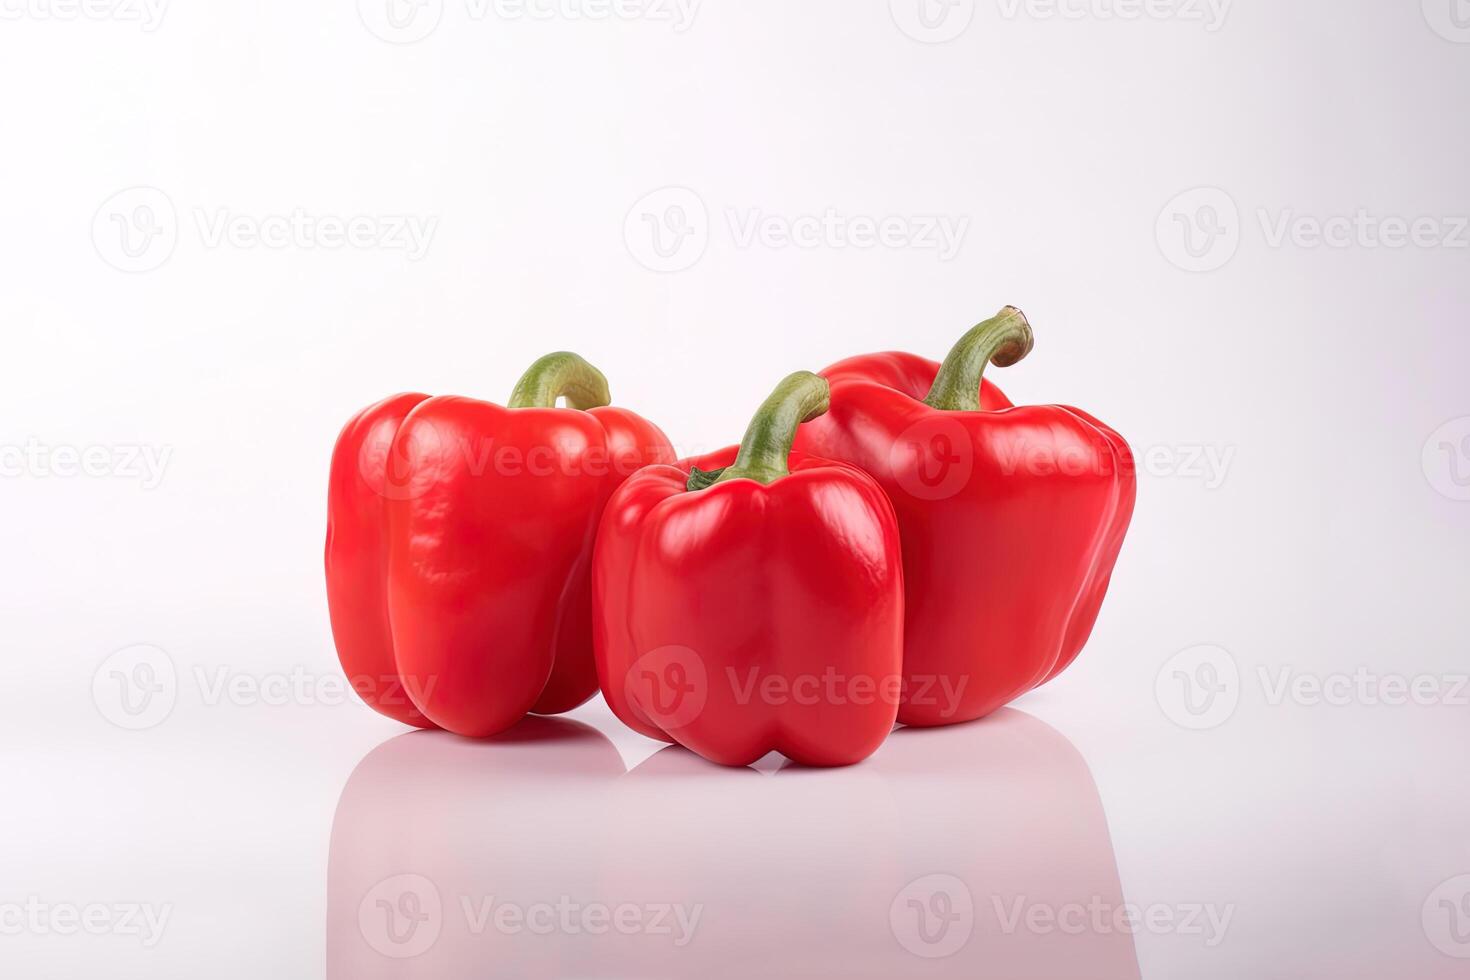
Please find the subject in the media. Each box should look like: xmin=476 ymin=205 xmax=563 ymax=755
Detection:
xmin=4 ymin=684 xmax=1467 ymax=977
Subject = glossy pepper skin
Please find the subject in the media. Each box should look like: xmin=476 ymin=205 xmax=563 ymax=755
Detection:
xmin=593 ymin=373 xmax=904 ymax=767
xmin=792 ymin=308 xmax=1136 ymax=727
xmin=326 ymin=353 xmax=674 ymax=737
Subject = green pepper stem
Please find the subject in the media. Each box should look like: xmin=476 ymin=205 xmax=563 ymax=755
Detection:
xmin=706 ymin=371 xmax=830 ymax=487
xmin=506 ymin=352 xmax=611 ymax=410
xmin=922 ymin=306 xmax=1033 ymax=412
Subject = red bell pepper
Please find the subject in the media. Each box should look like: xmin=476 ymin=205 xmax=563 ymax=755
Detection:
xmin=792 ymin=308 xmax=1136 ymax=726
xmin=326 ymin=352 xmax=673 ymax=737
xmin=593 ymin=372 xmax=905 ymax=767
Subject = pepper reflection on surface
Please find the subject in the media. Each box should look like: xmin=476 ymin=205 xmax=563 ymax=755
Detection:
xmin=327 ymin=710 xmax=1140 ymax=979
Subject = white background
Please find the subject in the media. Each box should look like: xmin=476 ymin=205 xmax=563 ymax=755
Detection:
xmin=1 ymin=1 xmax=1468 ymax=977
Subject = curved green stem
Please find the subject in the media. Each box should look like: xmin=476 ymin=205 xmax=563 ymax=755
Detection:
xmin=922 ymin=306 xmax=1033 ymax=412
xmin=691 ymin=371 xmax=829 ymax=489
xmin=506 ymin=352 xmax=611 ymax=410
